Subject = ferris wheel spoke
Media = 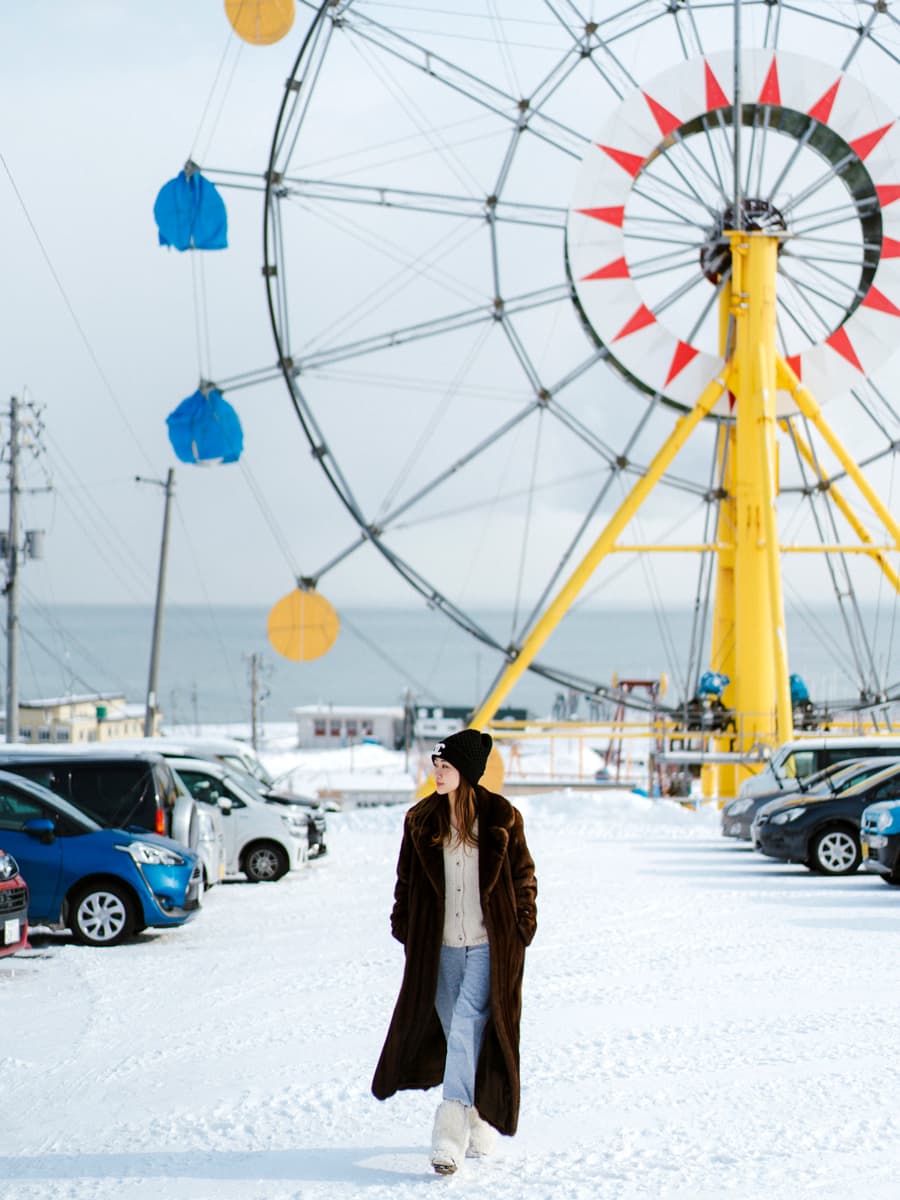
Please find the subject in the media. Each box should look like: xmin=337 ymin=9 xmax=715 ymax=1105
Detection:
xmin=775 ymin=287 xmax=828 ymax=347
xmin=668 ymin=130 xmax=730 ymax=209
xmin=857 ymin=378 xmax=900 ymax=430
xmin=335 ymin=8 xmax=590 ymax=160
xmin=277 ymin=176 xmax=566 ymax=228
xmin=544 ymin=401 xmax=618 ymax=464
xmin=648 ymin=268 xmax=710 ymax=320
xmin=213 ymin=365 xmax=286 ymax=392
xmin=628 ymin=245 xmax=707 ymax=281
xmin=684 ymin=272 xmax=729 ymax=344
xmin=848 ymin=386 xmax=896 ymax=443
xmin=778 ymin=152 xmax=860 ymax=220
xmin=295 ymin=283 xmax=573 ymax=371
xmin=273 ymin=9 xmax=337 ymax=170
xmin=633 ymin=171 xmax=720 ymax=223
xmin=377 ymin=403 xmax=541 ymax=530
xmin=777 ymin=262 xmax=860 ymax=320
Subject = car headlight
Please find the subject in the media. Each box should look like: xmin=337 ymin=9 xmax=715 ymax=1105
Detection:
xmin=116 ymin=841 xmax=186 ymax=867
xmin=770 ymin=807 xmax=807 ymax=825
xmin=0 ymin=850 xmax=19 ymax=880
xmin=876 ymin=810 xmax=896 ymax=833
xmin=728 ymin=798 xmax=753 ymax=815
xmin=280 ymin=813 xmax=306 ymax=833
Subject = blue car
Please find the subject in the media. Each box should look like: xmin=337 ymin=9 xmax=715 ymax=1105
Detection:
xmin=861 ymin=798 xmax=900 ymax=885
xmin=0 ymin=769 xmax=201 ymax=946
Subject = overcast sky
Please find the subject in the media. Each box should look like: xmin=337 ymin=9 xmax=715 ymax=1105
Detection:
xmin=1 ymin=0 xmax=898 ymax=651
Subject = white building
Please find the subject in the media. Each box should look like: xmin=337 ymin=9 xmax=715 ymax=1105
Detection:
xmin=291 ymin=703 xmax=404 ymax=749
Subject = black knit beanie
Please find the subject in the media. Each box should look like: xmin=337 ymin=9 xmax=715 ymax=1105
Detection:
xmin=432 ymin=728 xmax=493 ymax=787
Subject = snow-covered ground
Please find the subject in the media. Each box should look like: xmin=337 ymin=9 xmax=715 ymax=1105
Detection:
xmin=3 ymin=780 xmax=900 ymax=1199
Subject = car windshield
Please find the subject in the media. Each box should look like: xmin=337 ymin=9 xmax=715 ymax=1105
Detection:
xmin=176 ymin=766 xmax=261 ymax=808
xmin=220 ymin=753 xmax=273 ymax=787
xmin=840 ymin=763 xmax=900 ymax=797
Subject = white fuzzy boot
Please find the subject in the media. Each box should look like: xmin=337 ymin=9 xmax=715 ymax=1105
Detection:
xmin=466 ymin=1106 xmax=497 ymax=1158
xmin=430 ymin=1099 xmax=469 ymax=1174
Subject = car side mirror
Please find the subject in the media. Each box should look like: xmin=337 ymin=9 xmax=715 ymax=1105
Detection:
xmin=24 ymin=816 xmax=55 ymax=843
xmin=217 ymin=796 xmax=233 ymax=815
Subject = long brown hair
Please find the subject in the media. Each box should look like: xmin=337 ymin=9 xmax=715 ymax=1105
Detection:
xmin=410 ymin=777 xmax=479 ymax=847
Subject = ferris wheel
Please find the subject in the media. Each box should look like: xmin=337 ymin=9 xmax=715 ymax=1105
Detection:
xmin=201 ymin=0 xmax=900 ymax=765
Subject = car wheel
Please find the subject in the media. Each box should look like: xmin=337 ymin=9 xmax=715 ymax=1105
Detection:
xmin=242 ymin=841 xmax=289 ymax=882
xmin=809 ymin=828 xmax=861 ymax=875
xmin=69 ymin=882 xmax=136 ymax=946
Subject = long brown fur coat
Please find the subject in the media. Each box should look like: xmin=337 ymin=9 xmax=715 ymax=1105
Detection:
xmin=371 ymin=786 xmax=537 ymax=1135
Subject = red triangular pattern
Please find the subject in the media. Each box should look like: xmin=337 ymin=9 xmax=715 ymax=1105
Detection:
xmin=786 ymin=354 xmax=802 ymax=381
xmin=613 ymin=304 xmax=656 ymax=341
xmin=705 ymin=61 xmax=729 ymax=110
xmin=643 ymin=90 xmax=681 ymax=136
xmin=807 ymin=78 xmax=841 ymax=124
xmin=826 ymin=326 xmax=863 ymax=372
xmin=876 ymin=186 xmax=900 ymax=208
xmin=861 ymin=285 xmax=900 ymax=317
xmin=598 ymin=143 xmax=645 ymax=178
xmin=882 ymin=237 xmax=900 ymax=258
xmin=850 ymin=122 xmax=893 ymax=161
xmin=758 ymin=56 xmax=781 ymax=105
xmin=576 ymin=206 xmax=625 ymax=227
xmin=728 ymin=390 xmax=737 ymax=412
xmin=582 ymin=257 xmax=629 ymax=281
xmin=664 ymin=341 xmax=699 ymax=385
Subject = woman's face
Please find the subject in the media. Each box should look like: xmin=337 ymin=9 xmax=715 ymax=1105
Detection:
xmin=433 ymin=757 xmax=460 ymax=795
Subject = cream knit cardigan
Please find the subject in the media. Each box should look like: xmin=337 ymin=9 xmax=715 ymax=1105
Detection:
xmin=441 ymin=829 xmax=488 ymax=947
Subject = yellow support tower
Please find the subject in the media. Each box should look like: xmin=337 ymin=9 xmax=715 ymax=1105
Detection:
xmin=726 ymin=230 xmax=794 ymax=783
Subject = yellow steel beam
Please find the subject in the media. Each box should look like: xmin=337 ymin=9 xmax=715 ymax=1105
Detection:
xmin=779 ymin=418 xmax=900 ymax=596
xmin=729 ymin=231 xmax=793 ymax=755
xmin=776 ymin=356 xmax=900 ymax=550
xmin=466 ymin=370 xmax=729 ymax=731
xmin=613 ymin=544 xmax=899 ymax=554
xmin=755 ymin=342 xmax=792 ymax=744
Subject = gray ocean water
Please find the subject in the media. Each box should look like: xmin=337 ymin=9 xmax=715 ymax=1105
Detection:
xmin=13 ymin=603 xmax=900 ymax=727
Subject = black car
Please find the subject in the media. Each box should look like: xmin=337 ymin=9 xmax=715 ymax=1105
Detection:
xmin=721 ymin=756 xmax=900 ymax=840
xmin=0 ymin=751 xmax=200 ymax=852
xmin=751 ymin=760 xmax=900 ymax=875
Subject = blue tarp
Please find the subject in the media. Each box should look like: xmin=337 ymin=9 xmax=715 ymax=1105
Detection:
xmin=790 ymin=674 xmax=810 ymax=705
xmin=153 ymin=168 xmax=228 ymax=251
xmin=167 ymin=388 xmax=243 ymax=464
xmin=697 ymin=670 xmax=730 ymax=698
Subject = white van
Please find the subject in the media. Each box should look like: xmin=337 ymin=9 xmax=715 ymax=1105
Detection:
xmin=738 ymin=736 xmax=900 ymax=799
xmin=167 ymin=757 xmax=308 ymax=882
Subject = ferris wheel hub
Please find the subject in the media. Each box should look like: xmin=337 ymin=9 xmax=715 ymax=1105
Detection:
xmin=700 ymin=199 xmax=788 ymax=283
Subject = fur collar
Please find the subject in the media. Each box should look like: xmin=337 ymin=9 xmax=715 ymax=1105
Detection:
xmin=408 ymin=787 xmax=515 ymax=898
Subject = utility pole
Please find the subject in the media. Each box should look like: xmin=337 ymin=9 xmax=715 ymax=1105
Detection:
xmin=138 ymin=468 xmax=175 ymax=737
xmin=246 ymin=652 xmax=270 ymax=751
xmin=3 ymin=395 xmax=47 ymax=743
xmin=5 ymin=396 xmax=20 ymax=743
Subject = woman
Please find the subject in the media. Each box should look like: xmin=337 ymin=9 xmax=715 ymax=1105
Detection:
xmin=372 ymin=728 xmax=538 ymax=1174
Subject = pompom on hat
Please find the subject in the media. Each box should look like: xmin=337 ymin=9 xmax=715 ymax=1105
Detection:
xmin=432 ymin=728 xmax=493 ymax=788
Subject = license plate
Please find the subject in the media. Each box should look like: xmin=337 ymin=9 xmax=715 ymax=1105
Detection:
xmin=3 ymin=918 xmax=19 ymax=945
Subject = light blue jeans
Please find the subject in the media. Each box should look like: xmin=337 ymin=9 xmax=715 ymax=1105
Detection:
xmin=434 ymin=943 xmax=492 ymax=1107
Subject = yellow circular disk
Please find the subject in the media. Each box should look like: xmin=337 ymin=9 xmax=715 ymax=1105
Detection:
xmin=225 ymin=0 xmax=295 ymax=46
xmin=480 ymin=745 xmax=505 ymax=793
xmin=267 ymin=588 xmax=339 ymax=661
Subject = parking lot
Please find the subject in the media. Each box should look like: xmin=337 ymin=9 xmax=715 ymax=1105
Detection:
xmin=2 ymin=795 xmax=900 ymax=1200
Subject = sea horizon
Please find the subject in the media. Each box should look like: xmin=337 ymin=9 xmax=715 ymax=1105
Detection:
xmin=8 ymin=601 xmax=896 ymax=728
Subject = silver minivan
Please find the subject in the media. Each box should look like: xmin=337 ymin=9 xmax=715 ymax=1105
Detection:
xmin=738 ymin=735 xmax=900 ymax=799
